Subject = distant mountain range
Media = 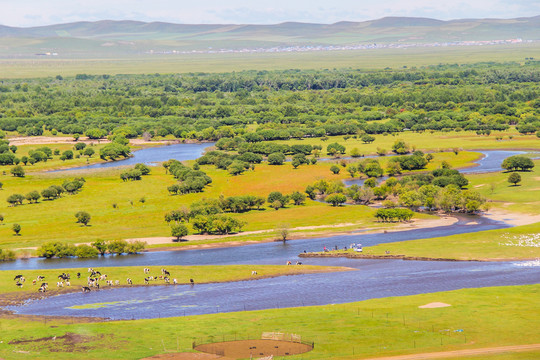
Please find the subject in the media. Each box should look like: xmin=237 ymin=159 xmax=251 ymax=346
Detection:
xmin=0 ymin=16 xmax=538 ymax=58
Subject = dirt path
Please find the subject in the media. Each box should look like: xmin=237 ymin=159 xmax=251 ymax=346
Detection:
xmin=362 ymin=343 xmax=540 ymax=359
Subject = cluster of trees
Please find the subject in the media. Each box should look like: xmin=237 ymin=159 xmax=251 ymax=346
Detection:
xmin=6 ymin=178 xmax=85 ymax=206
xmin=306 ymin=163 xmax=483 ymax=213
xmin=165 ymin=159 xmax=212 ymax=194
xmin=120 ymin=163 xmax=151 ymax=181
xmin=36 ymin=239 xmax=146 ymax=258
xmin=375 ymin=208 xmax=414 ymax=222
xmin=501 ymin=155 xmax=535 ymax=172
xmin=99 ymin=135 xmax=131 ymax=160
xmin=0 ymin=64 xmax=538 ymax=146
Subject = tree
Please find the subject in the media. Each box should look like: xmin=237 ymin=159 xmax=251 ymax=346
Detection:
xmin=91 ymin=240 xmax=108 ymax=256
xmin=502 ymin=155 xmax=535 ymax=172
xmin=267 ymin=152 xmax=285 ymax=165
xmin=25 ymin=191 xmax=41 ymax=203
xmin=83 ymin=147 xmax=95 ymax=157
xmin=325 ymin=193 xmax=347 ymax=206
xmin=171 ymin=224 xmax=189 ymax=241
xmin=7 ymin=194 xmax=24 ymax=206
xmin=10 ymin=165 xmax=25 ymax=177
xmin=508 ymin=172 xmax=522 ymax=186
xmin=62 ymin=150 xmax=74 ymax=160
xmin=392 ymin=139 xmax=409 ymax=154
xmin=12 ymin=223 xmax=21 ymax=236
xmin=107 ymin=239 xmax=128 ymax=255
xmin=276 ymin=224 xmax=290 ymax=242
xmin=75 ymin=244 xmax=99 ymax=258
xmin=361 ymin=134 xmax=375 ymax=144
xmin=290 ymin=191 xmax=306 ymax=205
xmin=134 ymin=163 xmax=151 ymax=175
xmin=330 ymin=165 xmax=341 ymax=174
xmin=75 ymin=211 xmax=91 ymax=226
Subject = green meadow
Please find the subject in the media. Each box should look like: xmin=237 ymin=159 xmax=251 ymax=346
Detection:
xmin=1 ymin=284 xmax=538 ymax=359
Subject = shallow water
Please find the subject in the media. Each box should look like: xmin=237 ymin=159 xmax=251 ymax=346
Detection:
xmin=8 ymin=258 xmax=540 ymax=320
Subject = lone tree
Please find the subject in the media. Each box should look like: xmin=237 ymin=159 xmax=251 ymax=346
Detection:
xmin=171 ymin=224 xmax=189 ymax=241
xmin=12 ymin=223 xmax=21 ymax=236
xmin=508 ymin=172 xmax=522 ymax=186
xmin=276 ymin=224 xmax=290 ymax=242
xmin=10 ymin=165 xmax=25 ymax=177
xmin=330 ymin=165 xmax=341 ymax=174
xmin=75 ymin=211 xmax=91 ymax=226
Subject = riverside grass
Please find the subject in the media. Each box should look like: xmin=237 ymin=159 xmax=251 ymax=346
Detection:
xmin=0 ymin=265 xmax=351 ymax=296
xmin=0 ymin=284 xmax=538 ymax=359
xmin=0 ymin=146 xmax=484 ymax=250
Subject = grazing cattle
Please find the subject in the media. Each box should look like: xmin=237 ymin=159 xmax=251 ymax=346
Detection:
xmin=144 ymin=268 xmax=150 ymax=274
xmin=13 ymin=274 xmax=23 ymax=281
xmin=58 ymin=273 xmax=70 ymax=281
xmin=65 ymin=281 xmax=71 ymax=286
xmin=76 ymin=272 xmax=81 ymax=279
xmin=144 ymin=277 xmax=150 ymax=284
xmin=40 ymin=282 xmax=48 ymax=289
xmin=15 ymin=282 xmax=23 ymax=288
xmin=82 ymin=286 xmax=91 ymax=293
xmin=296 ymin=261 xmax=302 ymax=265
xmin=126 ymin=278 xmax=133 ymax=285
xmin=38 ymin=286 xmax=47 ymax=293
xmin=88 ymin=268 xmax=93 ymax=273
xmin=163 ymin=270 xmax=170 ymax=276
xmin=251 ymin=271 xmax=257 ymax=275
xmin=190 ymin=278 xmax=194 ymax=285
xmin=115 ymin=280 xmax=119 ymax=285
xmin=287 ymin=261 xmax=292 ymax=265
xmin=99 ymin=274 xmax=107 ymax=281
xmin=56 ymin=281 xmax=63 ymax=287
xmin=164 ymin=277 xmax=170 ymax=284
xmin=106 ymin=280 xmax=113 ymax=286
xmin=32 ymin=280 xmax=37 ymax=285
xmin=173 ymin=278 xmax=177 ymax=284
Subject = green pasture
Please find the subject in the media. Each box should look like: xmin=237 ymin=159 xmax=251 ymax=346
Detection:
xmin=1 ymin=43 xmax=539 ymax=79
xmin=0 ymin=284 xmax=538 ymax=359
xmin=0 ymin=264 xmax=349 ymax=296
xmin=270 ymin=129 xmax=540 ymax=156
xmin=0 ymin=158 xmax=392 ymax=250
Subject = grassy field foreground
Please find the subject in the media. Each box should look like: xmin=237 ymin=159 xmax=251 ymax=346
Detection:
xmin=0 ymin=284 xmax=538 ymax=359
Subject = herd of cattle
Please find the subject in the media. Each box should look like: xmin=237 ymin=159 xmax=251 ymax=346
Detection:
xmin=12 ymin=268 xmax=196 ymax=293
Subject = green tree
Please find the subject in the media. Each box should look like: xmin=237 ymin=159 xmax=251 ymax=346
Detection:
xmin=10 ymin=165 xmax=25 ymax=177
xmin=330 ymin=165 xmax=341 ymax=174
xmin=12 ymin=223 xmax=21 ymax=236
xmin=75 ymin=211 xmax=91 ymax=226
xmin=91 ymin=240 xmax=108 ymax=256
xmin=267 ymin=152 xmax=285 ymax=165
xmin=508 ymin=172 xmax=522 ymax=186
xmin=325 ymin=193 xmax=347 ymax=206
xmin=75 ymin=244 xmax=99 ymax=258
xmin=83 ymin=147 xmax=95 ymax=157
xmin=171 ymin=224 xmax=189 ymax=241
xmin=25 ymin=191 xmax=41 ymax=203
xmin=7 ymin=194 xmax=24 ymax=206
xmin=107 ymin=239 xmax=128 ymax=255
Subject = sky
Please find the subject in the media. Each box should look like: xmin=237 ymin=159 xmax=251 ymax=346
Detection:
xmin=1 ymin=0 xmax=539 ymax=27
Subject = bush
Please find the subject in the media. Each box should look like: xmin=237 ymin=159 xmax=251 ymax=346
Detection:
xmin=126 ymin=240 xmax=146 ymax=253
xmin=107 ymin=239 xmax=128 ymax=255
xmin=0 ymin=248 xmax=16 ymax=261
xmin=10 ymin=165 xmax=25 ymax=177
xmin=37 ymin=241 xmax=76 ymax=258
xmin=171 ymin=224 xmax=189 ymax=241
xmin=267 ymin=152 xmax=285 ymax=165
xmin=75 ymin=244 xmax=99 ymax=258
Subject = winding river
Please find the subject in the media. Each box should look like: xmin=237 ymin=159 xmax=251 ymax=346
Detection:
xmin=4 ymin=148 xmax=540 ymax=319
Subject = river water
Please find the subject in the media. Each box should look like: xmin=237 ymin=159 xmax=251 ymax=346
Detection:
xmin=4 ymin=148 xmax=540 ymax=319
xmin=52 ymin=142 xmax=214 ymax=172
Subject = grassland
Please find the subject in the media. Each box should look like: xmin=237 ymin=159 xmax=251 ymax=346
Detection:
xmin=1 ymin=284 xmax=538 ymax=359
xmin=271 ymin=129 xmax=540 ymax=155
xmin=0 ymin=145 xmax=490 ymax=251
xmin=1 ymin=43 xmax=539 ymax=79
xmin=0 ymin=264 xmax=350 ymax=300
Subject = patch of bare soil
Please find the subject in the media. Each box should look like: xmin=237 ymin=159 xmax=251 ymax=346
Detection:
xmin=195 ymin=339 xmax=312 ymax=359
xmin=418 ymin=302 xmax=451 ymax=309
xmin=8 ymin=332 xmax=111 ymax=353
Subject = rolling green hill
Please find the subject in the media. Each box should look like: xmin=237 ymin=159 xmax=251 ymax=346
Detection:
xmin=0 ymin=16 xmax=538 ymax=58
